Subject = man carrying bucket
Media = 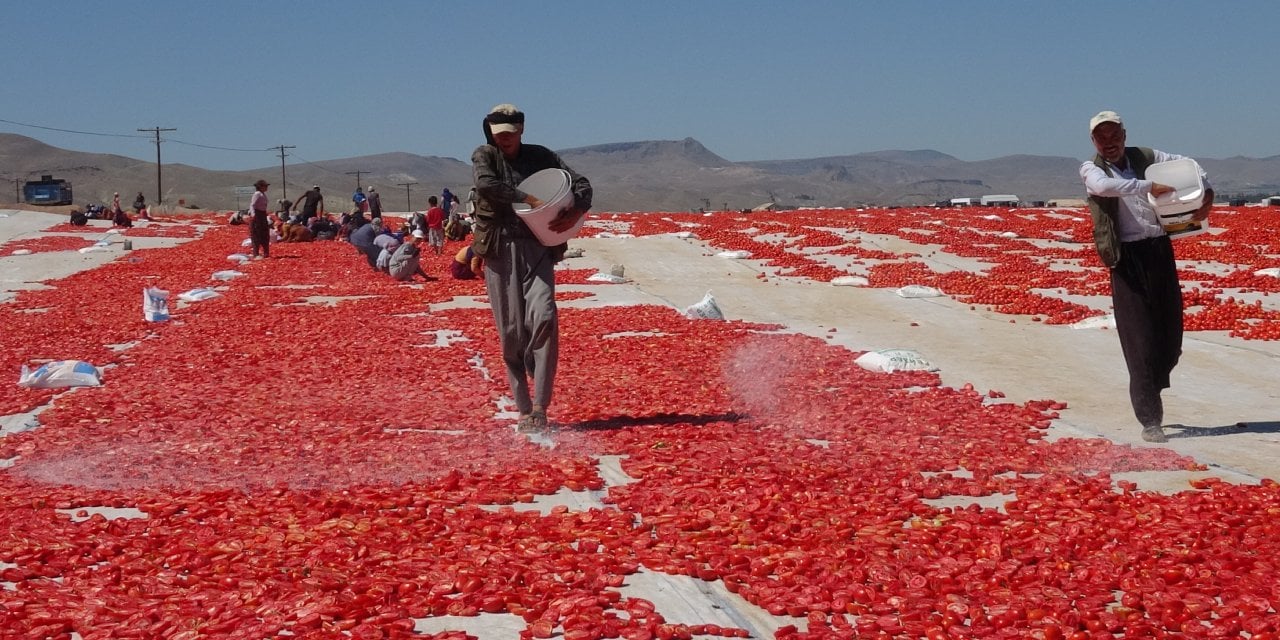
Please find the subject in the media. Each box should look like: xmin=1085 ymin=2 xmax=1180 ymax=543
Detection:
xmin=1079 ymin=110 xmax=1213 ymax=443
xmin=471 ymin=103 xmax=592 ymax=434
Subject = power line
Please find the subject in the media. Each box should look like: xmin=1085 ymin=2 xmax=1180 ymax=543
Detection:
xmin=290 ymin=153 xmax=353 ymax=176
xmin=0 ymin=117 xmax=149 ymax=139
xmin=1 ymin=117 xmax=270 ymax=152
xmin=168 ymin=138 xmax=270 ymax=152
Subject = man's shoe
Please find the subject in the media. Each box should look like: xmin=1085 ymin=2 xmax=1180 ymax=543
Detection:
xmin=528 ymin=410 xmax=549 ymax=433
xmin=516 ymin=414 xmax=537 ymax=433
xmin=1141 ymin=426 xmax=1168 ymax=443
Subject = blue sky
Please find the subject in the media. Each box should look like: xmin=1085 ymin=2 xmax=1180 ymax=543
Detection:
xmin=2 ymin=1 xmax=1277 ymax=171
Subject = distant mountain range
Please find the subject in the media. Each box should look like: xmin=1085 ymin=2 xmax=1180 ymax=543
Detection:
xmin=3 ymin=133 xmax=1278 ymax=212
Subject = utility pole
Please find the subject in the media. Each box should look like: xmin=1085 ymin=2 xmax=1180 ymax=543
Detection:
xmin=272 ymin=145 xmax=295 ymax=200
xmin=345 ymin=170 xmax=367 ymax=195
xmin=397 ymin=182 xmax=418 ymax=212
xmin=138 ymin=126 xmax=176 ymax=204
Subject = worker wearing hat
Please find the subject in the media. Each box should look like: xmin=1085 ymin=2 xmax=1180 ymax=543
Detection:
xmin=388 ymin=228 xmax=432 ymax=281
xmin=248 ymin=179 xmax=272 ymax=259
xmin=1079 ymin=110 xmax=1213 ymax=443
xmin=470 ymin=103 xmax=593 ymax=434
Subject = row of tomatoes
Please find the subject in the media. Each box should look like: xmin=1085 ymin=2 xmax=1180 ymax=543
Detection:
xmin=583 ymin=206 xmax=1279 ymax=338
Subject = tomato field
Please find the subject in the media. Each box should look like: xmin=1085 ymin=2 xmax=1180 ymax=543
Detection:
xmin=0 ymin=206 xmax=1277 ymax=639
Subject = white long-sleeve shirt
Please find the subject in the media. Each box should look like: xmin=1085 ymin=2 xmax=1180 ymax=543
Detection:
xmin=1079 ymin=150 xmax=1212 ymax=242
xmin=250 ymin=190 xmax=269 ymax=215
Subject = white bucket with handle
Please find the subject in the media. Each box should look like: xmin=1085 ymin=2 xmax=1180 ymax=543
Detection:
xmin=1145 ymin=158 xmax=1205 ymax=224
xmin=513 ymin=169 xmax=582 ymax=246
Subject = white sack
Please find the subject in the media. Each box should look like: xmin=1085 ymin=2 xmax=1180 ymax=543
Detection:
xmin=831 ymin=276 xmax=870 ymax=287
xmin=1070 ymin=314 xmax=1117 ymax=330
xmin=18 ymin=360 xmax=102 ymax=389
xmin=855 ymin=349 xmax=939 ymax=373
xmin=143 ymin=287 xmax=170 ymax=322
xmin=896 ymin=285 xmax=943 ymax=298
xmin=587 ymin=272 xmax=628 ymax=284
xmin=177 ymin=288 xmax=220 ymax=302
xmin=683 ymin=291 xmax=725 ymax=320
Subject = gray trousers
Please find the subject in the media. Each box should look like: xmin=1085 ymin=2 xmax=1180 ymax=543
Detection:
xmin=1111 ymin=236 xmax=1183 ymax=428
xmin=484 ymin=234 xmax=559 ymax=414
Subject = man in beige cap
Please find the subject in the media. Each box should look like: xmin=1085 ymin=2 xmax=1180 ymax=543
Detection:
xmin=1079 ymin=110 xmax=1213 ymax=443
xmin=470 ymin=103 xmax=592 ymax=433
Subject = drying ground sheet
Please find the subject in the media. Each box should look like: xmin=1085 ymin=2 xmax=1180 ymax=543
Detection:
xmin=1 ymin=207 xmax=1278 ymax=639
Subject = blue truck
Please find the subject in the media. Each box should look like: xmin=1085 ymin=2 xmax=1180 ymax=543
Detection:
xmin=23 ymin=175 xmax=74 ymax=206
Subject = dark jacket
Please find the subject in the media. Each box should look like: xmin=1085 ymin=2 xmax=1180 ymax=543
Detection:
xmin=470 ymin=143 xmax=592 ymax=229
xmin=299 ymin=189 xmax=323 ymax=213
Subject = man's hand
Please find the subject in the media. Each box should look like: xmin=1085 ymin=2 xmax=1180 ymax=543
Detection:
xmin=1149 ymin=182 xmax=1175 ymax=197
xmin=548 ymin=208 xmax=584 ymax=233
xmin=1193 ymin=189 xmax=1215 ymax=222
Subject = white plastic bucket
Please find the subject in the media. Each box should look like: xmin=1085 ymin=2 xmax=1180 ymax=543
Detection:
xmin=1145 ymin=158 xmax=1205 ymax=223
xmin=514 ymin=169 xmax=581 ymax=246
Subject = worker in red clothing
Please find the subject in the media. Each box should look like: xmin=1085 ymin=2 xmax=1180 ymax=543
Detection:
xmin=425 ymin=195 xmax=446 ymax=255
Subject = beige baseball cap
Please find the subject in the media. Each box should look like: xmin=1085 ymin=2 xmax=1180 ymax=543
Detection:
xmin=1089 ymin=110 xmax=1122 ymax=132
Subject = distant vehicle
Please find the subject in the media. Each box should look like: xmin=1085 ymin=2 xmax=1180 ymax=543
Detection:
xmin=23 ymin=175 xmax=73 ymax=206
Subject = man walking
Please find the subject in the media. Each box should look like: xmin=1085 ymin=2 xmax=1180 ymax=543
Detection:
xmin=471 ymin=103 xmax=592 ymax=433
xmin=1079 ymin=110 xmax=1213 ymax=443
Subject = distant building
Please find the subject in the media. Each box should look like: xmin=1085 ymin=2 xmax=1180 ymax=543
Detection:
xmin=1261 ymin=196 xmax=1280 ymax=207
xmin=949 ymin=197 xmax=980 ymax=206
xmin=23 ymin=175 xmax=73 ymax=206
xmin=980 ymin=194 xmax=1020 ymax=207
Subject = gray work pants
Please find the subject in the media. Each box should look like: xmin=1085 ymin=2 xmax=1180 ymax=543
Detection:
xmin=484 ymin=234 xmax=559 ymax=414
